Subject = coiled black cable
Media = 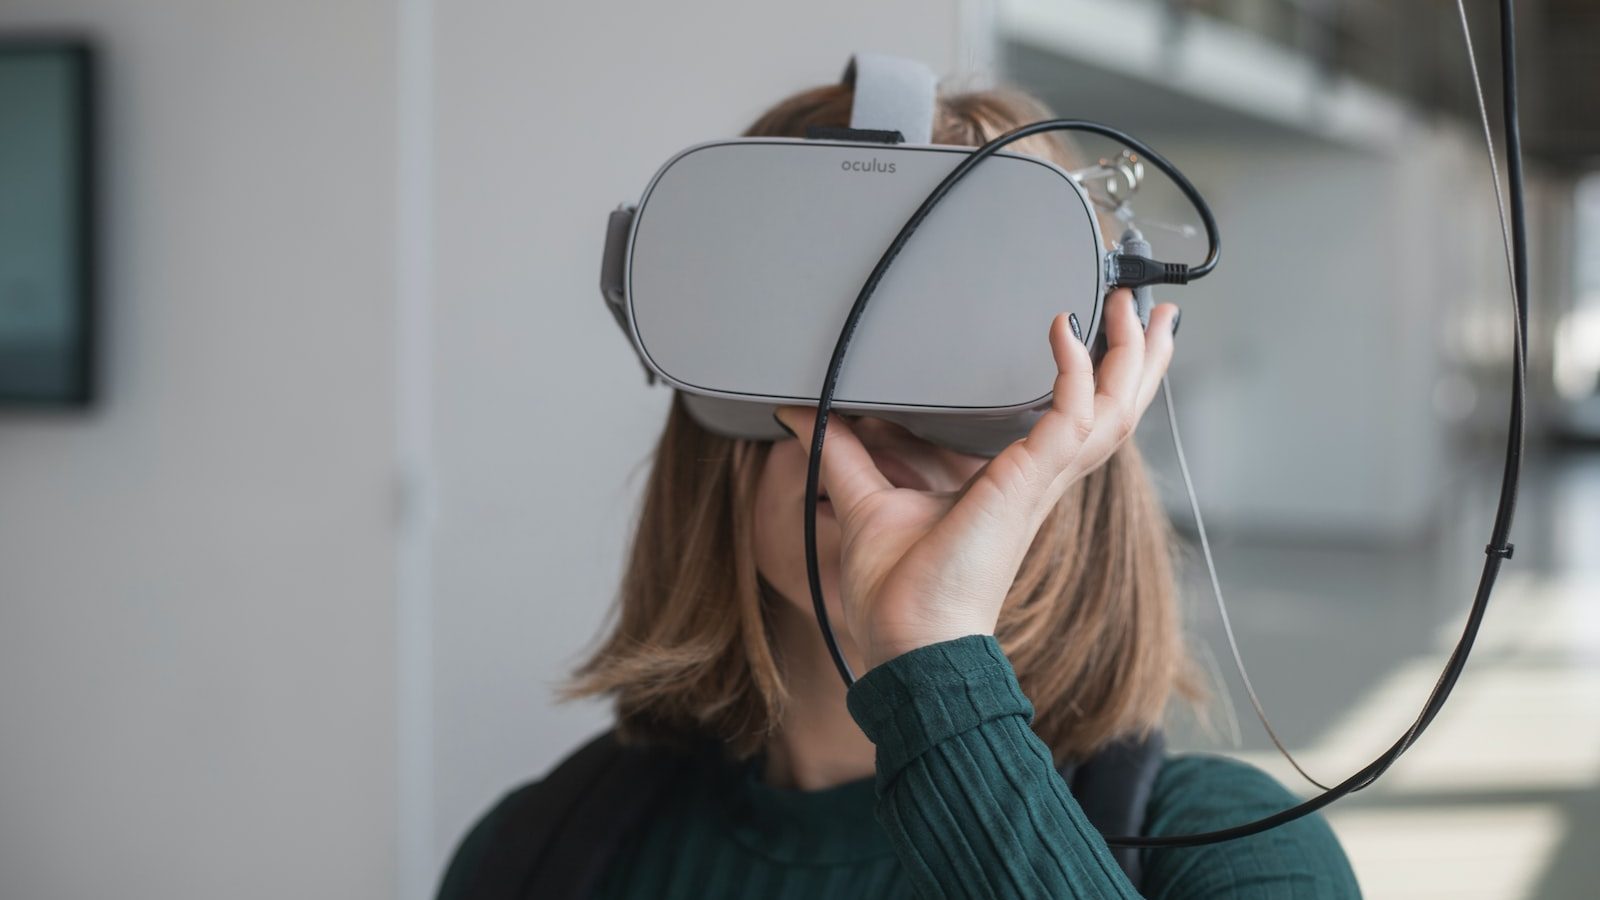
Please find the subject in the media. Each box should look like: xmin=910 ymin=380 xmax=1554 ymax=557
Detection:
xmin=802 ymin=0 xmax=1527 ymax=847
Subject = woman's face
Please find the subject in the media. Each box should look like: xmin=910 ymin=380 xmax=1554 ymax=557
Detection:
xmin=753 ymin=415 xmax=991 ymax=628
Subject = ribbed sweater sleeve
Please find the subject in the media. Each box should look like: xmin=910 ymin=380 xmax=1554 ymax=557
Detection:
xmin=846 ymin=634 xmax=1143 ymax=899
xmin=846 ymin=635 xmax=1361 ymax=900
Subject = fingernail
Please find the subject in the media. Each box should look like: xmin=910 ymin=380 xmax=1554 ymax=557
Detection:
xmin=771 ymin=410 xmax=796 ymax=439
xmin=1171 ymin=309 xmax=1182 ymax=337
xmin=1067 ymin=313 xmax=1083 ymax=343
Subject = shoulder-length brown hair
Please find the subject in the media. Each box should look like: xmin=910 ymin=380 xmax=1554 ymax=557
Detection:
xmin=565 ymin=82 xmax=1201 ymax=765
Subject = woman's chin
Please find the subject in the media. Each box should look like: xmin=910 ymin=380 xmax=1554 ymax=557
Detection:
xmin=770 ymin=565 xmax=844 ymax=624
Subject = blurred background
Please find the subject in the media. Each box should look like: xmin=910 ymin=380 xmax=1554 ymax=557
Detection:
xmin=0 ymin=1 xmax=1594 ymax=898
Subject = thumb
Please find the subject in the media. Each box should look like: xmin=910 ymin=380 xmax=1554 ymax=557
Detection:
xmin=773 ymin=407 xmax=892 ymax=514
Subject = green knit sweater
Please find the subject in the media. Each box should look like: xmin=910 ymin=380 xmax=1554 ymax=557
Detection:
xmin=443 ymin=635 xmax=1360 ymax=898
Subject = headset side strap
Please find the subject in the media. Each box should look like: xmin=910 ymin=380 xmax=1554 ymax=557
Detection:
xmin=599 ymin=205 xmax=655 ymax=385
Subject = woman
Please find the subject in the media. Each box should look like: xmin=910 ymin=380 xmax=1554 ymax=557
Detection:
xmin=439 ymin=81 xmax=1360 ymax=899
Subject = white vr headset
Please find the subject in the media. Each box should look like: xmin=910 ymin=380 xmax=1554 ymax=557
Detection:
xmin=598 ymin=53 xmax=1213 ymax=455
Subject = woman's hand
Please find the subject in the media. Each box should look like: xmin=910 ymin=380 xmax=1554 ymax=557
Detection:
xmin=773 ymin=288 xmax=1178 ymax=671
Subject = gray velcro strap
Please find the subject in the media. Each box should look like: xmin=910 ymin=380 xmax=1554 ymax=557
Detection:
xmin=841 ymin=53 xmax=937 ymax=145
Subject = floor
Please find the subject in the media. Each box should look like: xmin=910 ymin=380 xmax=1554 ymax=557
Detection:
xmin=1162 ymin=444 xmax=1600 ymax=899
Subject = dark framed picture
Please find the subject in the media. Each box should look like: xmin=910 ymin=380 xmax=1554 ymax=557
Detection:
xmin=0 ymin=37 xmax=94 ymax=406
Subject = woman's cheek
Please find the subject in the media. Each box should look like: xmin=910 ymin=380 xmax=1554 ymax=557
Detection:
xmin=752 ymin=446 xmax=802 ymax=595
xmin=753 ymin=443 xmax=838 ymax=613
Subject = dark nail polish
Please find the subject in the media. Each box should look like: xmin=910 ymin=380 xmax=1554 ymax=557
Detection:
xmin=1171 ymin=309 xmax=1182 ymax=337
xmin=1068 ymin=313 xmax=1083 ymax=343
xmin=771 ymin=410 xmax=796 ymax=439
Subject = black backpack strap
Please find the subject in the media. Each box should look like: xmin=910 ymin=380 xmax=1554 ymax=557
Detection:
xmin=447 ymin=727 xmax=1164 ymax=898
xmin=1058 ymin=730 xmax=1167 ymax=891
xmin=440 ymin=729 xmax=687 ymax=900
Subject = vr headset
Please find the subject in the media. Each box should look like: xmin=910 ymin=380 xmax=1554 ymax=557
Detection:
xmin=598 ymin=53 xmax=1201 ymax=456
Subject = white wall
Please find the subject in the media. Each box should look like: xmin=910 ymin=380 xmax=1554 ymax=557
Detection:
xmin=0 ymin=2 xmax=399 ymax=899
xmin=425 ymin=0 xmax=973 ymax=890
xmin=1121 ymin=131 xmax=1456 ymax=539
xmin=0 ymin=2 xmax=980 ymax=898
xmin=1123 ymin=124 xmax=1537 ymax=541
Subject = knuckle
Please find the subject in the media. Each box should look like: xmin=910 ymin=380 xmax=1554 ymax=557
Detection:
xmin=1071 ymin=412 xmax=1096 ymax=443
xmin=985 ymin=454 xmax=1032 ymax=503
xmin=1112 ymin=408 xmax=1136 ymax=441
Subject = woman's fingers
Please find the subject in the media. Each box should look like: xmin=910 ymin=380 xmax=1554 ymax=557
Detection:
xmin=773 ymin=406 xmax=892 ymax=513
xmin=1010 ymin=292 xmax=1181 ymax=511
xmin=1046 ymin=311 xmax=1096 ymax=438
xmin=1092 ymin=288 xmax=1147 ymax=412
xmin=1027 ymin=288 xmax=1141 ymax=476
xmin=971 ymin=311 xmax=1097 ymax=516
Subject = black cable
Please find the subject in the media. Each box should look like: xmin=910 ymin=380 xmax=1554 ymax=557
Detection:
xmin=803 ymin=0 xmax=1527 ymax=847
xmin=1335 ymin=0 xmax=1528 ymax=798
xmin=803 ymin=121 xmax=1221 ymax=686
xmin=1504 ymin=0 xmax=1531 ymax=366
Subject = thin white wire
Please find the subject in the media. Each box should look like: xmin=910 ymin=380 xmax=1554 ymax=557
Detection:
xmin=1341 ymin=0 xmax=1525 ymax=796
xmin=1455 ymin=0 xmax=1522 ymax=309
xmin=1157 ymin=0 xmax=1524 ymax=793
xmin=1160 ymin=373 xmax=1333 ymax=791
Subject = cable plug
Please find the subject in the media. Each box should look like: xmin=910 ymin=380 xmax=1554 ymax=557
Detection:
xmin=1108 ymin=253 xmax=1191 ymax=288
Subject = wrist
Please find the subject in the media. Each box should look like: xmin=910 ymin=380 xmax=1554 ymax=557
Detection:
xmin=864 ymin=626 xmax=996 ymax=671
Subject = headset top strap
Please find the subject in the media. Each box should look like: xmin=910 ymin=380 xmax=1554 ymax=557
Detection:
xmin=841 ymin=52 xmax=938 ymax=145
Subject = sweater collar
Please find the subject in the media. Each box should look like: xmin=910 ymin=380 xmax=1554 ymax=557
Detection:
xmin=711 ymin=749 xmax=896 ymax=865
